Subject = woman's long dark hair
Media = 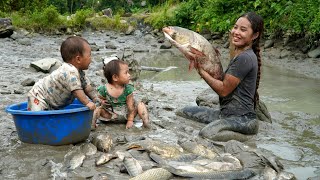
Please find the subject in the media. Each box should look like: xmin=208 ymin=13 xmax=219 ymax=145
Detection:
xmin=241 ymin=12 xmax=264 ymax=108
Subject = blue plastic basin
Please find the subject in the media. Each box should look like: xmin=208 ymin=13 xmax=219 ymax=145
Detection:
xmin=5 ymin=100 xmax=93 ymax=145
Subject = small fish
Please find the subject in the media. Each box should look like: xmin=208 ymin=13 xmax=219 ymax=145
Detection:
xmin=80 ymin=142 xmax=97 ymax=156
xmin=179 ymin=139 xmax=217 ymax=159
xmin=68 ymin=153 xmax=85 ymax=170
xmin=92 ymin=133 xmax=113 ymax=152
xmin=123 ymin=156 xmax=143 ymax=177
xmin=127 ymin=139 xmax=183 ymax=158
xmin=95 ymin=153 xmax=117 ymax=166
xmin=162 ymin=26 xmax=223 ymax=80
xmin=129 ymin=168 xmax=172 ymax=180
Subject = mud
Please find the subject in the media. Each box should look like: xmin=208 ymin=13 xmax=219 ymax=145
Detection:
xmin=0 ymin=30 xmax=319 ymax=179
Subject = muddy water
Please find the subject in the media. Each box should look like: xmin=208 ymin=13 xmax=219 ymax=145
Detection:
xmin=0 ymin=31 xmax=319 ymax=179
xmin=140 ymin=51 xmax=320 ymax=115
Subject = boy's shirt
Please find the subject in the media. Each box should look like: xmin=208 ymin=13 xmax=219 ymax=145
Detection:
xmin=97 ymin=84 xmax=134 ymax=108
xmin=29 ymin=63 xmax=90 ymax=109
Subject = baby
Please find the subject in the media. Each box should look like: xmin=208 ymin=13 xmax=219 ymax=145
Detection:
xmin=27 ymin=36 xmax=99 ymax=111
xmin=92 ymin=59 xmax=149 ymax=129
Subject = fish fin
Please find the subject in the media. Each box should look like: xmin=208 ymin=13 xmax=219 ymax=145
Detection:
xmin=189 ymin=47 xmax=205 ymax=57
xmin=213 ymin=47 xmax=221 ymax=56
xmin=188 ymin=61 xmax=195 ymax=71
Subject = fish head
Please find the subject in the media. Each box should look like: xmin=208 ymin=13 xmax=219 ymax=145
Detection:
xmin=162 ymin=26 xmax=190 ymax=47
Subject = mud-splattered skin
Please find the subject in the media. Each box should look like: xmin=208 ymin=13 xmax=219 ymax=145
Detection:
xmin=162 ymin=26 xmax=224 ymax=80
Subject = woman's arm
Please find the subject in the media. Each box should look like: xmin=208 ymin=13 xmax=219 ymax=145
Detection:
xmin=198 ymin=68 xmax=240 ymax=97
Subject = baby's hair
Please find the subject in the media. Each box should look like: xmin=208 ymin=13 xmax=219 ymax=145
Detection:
xmin=60 ymin=36 xmax=89 ymax=62
xmin=103 ymin=59 xmax=128 ymax=83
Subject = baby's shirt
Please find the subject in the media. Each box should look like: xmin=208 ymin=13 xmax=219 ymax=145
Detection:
xmin=97 ymin=84 xmax=134 ymax=108
xmin=29 ymin=63 xmax=90 ymax=109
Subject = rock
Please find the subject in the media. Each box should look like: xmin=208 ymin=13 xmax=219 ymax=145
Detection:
xmin=125 ymin=25 xmax=135 ymax=35
xmin=17 ymin=38 xmax=32 ymax=46
xmin=105 ymin=41 xmax=117 ymax=49
xmin=102 ymin=8 xmax=112 ymax=17
xmin=159 ymin=41 xmax=172 ymax=49
xmin=30 ymin=58 xmax=61 ymax=73
xmin=280 ymin=49 xmax=290 ymax=59
xmin=264 ymin=39 xmax=274 ymax=49
xmin=0 ymin=89 xmax=11 ymax=94
xmin=21 ymin=78 xmax=35 ymax=86
xmin=13 ymin=89 xmax=24 ymax=94
xmin=307 ymin=46 xmax=320 ymax=58
xmin=0 ymin=18 xmax=14 ymax=38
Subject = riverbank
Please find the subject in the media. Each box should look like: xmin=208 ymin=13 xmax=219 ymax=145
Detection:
xmin=0 ymin=30 xmax=319 ymax=179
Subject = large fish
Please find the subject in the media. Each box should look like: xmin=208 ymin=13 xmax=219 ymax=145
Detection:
xmin=162 ymin=26 xmax=223 ymax=80
xmin=127 ymin=139 xmax=183 ymax=158
xmin=91 ymin=133 xmax=113 ymax=152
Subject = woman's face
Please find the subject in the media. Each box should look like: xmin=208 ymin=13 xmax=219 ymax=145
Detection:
xmin=231 ymin=17 xmax=257 ymax=48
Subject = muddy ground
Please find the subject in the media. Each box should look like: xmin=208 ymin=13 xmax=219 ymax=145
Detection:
xmin=0 ymin=30 xmax=319 ymax=180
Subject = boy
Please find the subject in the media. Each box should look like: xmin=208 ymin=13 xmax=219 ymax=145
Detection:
xmin=27 ymin=36 xmax=99 ymax=111
xmin=92 ymin=59 xmax=149 ymax=129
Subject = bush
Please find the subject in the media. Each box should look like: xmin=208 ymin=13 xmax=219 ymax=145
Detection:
xmin=85 ymin=15 xmax=129 ymax=32
xmin=68 ymin=9 xmax=94 ymax=30
xmin=11 ymin=5 xmax=63 ymax=32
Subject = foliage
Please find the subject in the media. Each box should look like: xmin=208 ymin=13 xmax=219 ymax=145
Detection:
xmin=1 ymin=0 xmax=319 ymax=41
xmin=144 ymin=0 xmax=320 ymax=39
xmin=1 ymin=0 xmax=48 ymax=12
xmin=11 ymin=5 xmax=64 ymax=33
xmin=85 ymin=15 xmax=129 ymax=32
xmin=144 ymin=1 xmax=177 ymax=29
xmin=67 ymin=9 xmax=94 ymax=30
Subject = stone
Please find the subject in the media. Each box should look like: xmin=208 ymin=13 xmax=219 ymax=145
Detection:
xmin=30 ymin=58 xmax=61 ymax=73
xmin=21 ymin=78 xmax=35 ymax=86
xmin=307 ymin=46 xmax=320 ymax=58
xmin=264 ymin=39 xmax=274 ymax=49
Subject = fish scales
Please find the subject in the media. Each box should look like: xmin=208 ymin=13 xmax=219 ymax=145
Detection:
xmin=123 ymin=156 xmax=143 ymax=177
xmin=162 ymin=26 xmax=224 ymax=80
xmin=170 ymin=168 xmax=256 ymax=179
xmin=128 ymin=139 xmax=183 ymax=158
xmin=92 ymin=133 xmax=113 ymax=152
xmin=129 ymin=168 xmax=172 ymax=180
xmin=68 ymin=153 xmax=85 ymax=170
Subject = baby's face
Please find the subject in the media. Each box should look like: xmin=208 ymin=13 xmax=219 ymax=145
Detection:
xmin=117 ymin=63 xmax=131 ymax=84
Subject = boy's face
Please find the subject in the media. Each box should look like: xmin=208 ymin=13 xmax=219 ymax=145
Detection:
xmin=78 ymin=43 xmax=92 ymax=70
xmin=116 ymin=63 xmax=131 ymax=85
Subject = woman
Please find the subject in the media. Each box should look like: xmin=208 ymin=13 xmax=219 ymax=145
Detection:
xmin=181 ymin=12 xmax=264 ymax=142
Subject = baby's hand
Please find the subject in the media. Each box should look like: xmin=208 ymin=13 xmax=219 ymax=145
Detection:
xmin=126 ymin=121 xmax=134 ymax=129
xmin=86 ymin=101 xmax=96 ymax=110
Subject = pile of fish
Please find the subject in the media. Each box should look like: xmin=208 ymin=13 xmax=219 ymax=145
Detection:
xmin=52 ymin=131 xmax=295 ymax=180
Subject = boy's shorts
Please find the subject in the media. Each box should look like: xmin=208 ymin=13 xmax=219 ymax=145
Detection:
xmin=27 ymin=92 xmax=50 ymax=111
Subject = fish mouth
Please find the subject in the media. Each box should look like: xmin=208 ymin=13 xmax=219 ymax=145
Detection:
xmin=162 ymin=26 xmax=176 ymax=42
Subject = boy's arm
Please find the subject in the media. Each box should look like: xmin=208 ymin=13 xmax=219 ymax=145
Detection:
xmin=72 ymin=89 xmax=96 ymax=110
xmin=84 ymin=85 xmax=100 ymax=105
xmin=126 ymin=93 xmax=135 ymax=129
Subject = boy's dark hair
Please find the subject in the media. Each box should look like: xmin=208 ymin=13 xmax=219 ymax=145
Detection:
xmin=103 ymin=59 xmax=128 ymax=83
xmin=60 ymin=36 xmax=89 ymax=62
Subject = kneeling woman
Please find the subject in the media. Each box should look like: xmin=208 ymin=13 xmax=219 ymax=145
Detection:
xmin=182 ymin=12 xmax=264 ymax=142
